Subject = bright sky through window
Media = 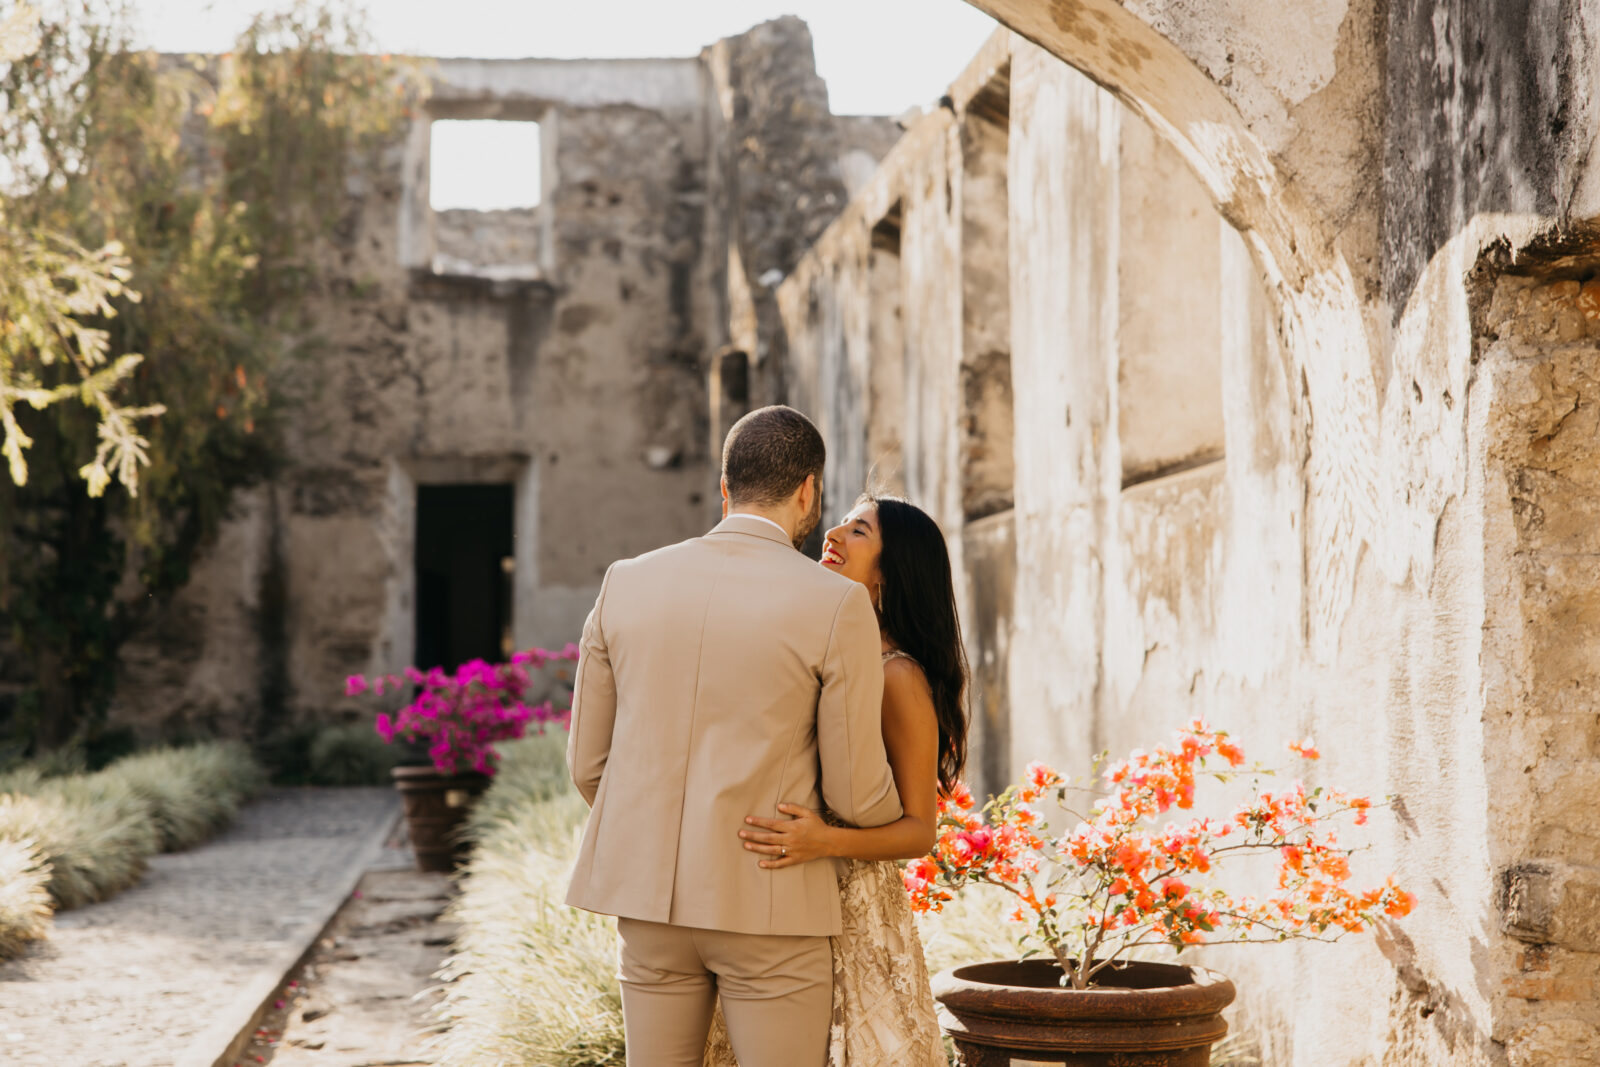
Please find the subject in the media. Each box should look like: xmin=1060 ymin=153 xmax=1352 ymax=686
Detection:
xmin=429 ymin=120 xmax=542 ymax=212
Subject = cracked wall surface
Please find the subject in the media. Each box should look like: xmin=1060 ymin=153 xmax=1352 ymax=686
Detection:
xmin=1479 ymin=273 xmax=1600 ymax=1066
xmin=776 ymin=1 xmax=1600 ymax=1060
xmin=112 ymin=20 xmax=893 ymax=738
xmin=104 ymin=4 xmax=1600 ymax=1061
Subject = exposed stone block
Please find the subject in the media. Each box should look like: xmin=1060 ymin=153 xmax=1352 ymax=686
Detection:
xmin=1499 ymin=860 xmax=1600 ymax=953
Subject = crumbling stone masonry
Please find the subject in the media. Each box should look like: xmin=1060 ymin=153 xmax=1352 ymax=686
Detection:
xmin=112 ymin=19 xmax=895 ymax=739
xmin=112 ymin=3 xmax=1600 ymax=1062
xmin=774 ymin=2 xmax=1600 ymax=1064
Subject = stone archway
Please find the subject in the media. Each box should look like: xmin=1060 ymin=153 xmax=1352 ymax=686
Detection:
xmin=960 ymin=4 xmax=1600 ymax=1064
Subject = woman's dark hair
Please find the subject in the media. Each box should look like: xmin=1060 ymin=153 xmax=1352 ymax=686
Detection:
xmin=867 ymin=493 xmax=969 ymax=794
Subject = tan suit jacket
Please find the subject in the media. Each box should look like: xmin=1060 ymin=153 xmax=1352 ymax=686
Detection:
xmin=564 ymin=514 xmax=902 ymax=937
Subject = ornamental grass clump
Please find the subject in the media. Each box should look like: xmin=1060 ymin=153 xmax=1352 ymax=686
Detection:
xmin=100 ymin=742 xmax=264 ymax=850
xmin=0 ymin=773 xmax=159 ymax=909
xmin=906 ymin=718 xmax=1417 ymax=991
xmin=429 ymin=734 xmax=626 ymax=1067
xmin=348 ymin=645 xmax=579 ymax=776
xmin=459 ymin=729 xmax=573 ymax=835
xmin=0 ymin=837 xmax=52 ymax=959
xmin=0 ymin=741 xmax=266 ymax=916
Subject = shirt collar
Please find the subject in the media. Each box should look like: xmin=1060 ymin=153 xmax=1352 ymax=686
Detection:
xmin=730 ymin=512 xmax=790 ymax=539
xmin=711 ymin=512 xmax=795 ymax=547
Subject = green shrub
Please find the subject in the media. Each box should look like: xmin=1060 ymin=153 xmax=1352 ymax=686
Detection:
xmin=0 ymin=837 xmax=52 ymax=960
xmin=308 ymin=724 xmax=398 ymax=786
xmin=257 ymin=725 xmax=318 ymax=785
xmin=430 ymin=734 xmax=627 ymax=1067
xmin=1210 ymin=1033 xmax=1264 ymax=1067
xmin=169 ymin=740 xmax=268 ymax=810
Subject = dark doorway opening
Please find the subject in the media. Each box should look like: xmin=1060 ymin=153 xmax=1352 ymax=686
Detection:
xmin=415 ymin=484 xmax=515 ymax=671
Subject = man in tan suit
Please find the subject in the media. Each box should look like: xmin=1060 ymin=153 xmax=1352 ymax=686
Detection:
xmin=566 ymin=406 xmax=902 ymax=1066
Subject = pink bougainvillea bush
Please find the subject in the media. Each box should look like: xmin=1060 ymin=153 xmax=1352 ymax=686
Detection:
xmin=345 ymin=645 xmax=579 ymax=776
xmin=905 ymin=718 xmax=1416 ymax=990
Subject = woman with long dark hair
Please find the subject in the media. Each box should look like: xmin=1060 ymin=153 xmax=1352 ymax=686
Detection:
xmin=705 ymin=493 xmax=968 ymax=1067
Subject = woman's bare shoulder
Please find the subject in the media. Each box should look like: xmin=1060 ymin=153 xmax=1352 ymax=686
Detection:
xmin=882 ymin=654 xmax=932 ymax=700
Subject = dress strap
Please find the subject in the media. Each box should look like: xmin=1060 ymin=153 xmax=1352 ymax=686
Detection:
xmin=881 ymin=649 xmax=918 ymax=667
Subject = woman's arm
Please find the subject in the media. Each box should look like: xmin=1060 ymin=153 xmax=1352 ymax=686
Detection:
xmin=740 ymin=658 xmax=940 ymax=867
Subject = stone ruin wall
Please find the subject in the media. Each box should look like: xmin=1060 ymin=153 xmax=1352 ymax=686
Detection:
xmin=101 ymin=2 xmax=1600 ymax=1062
xmin=1477 ymin=270 xmax=1600 ymax=1065
xmin=115 ymin=54 xmax=720 ymax=741
xmin=111 ymin=20 xmax=896 ymax=742
xmin=775 ymin=6 xmax=1600 ymax=1063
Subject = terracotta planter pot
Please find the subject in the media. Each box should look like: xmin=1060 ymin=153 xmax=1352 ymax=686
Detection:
xmin=932 ymin=958 xmax=1235 ymax=1067
xmin=390 ymin=765 xmax=490 ymax=872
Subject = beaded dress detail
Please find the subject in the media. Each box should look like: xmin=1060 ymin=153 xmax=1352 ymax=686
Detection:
xmin=703 ymin=650 xmax=947 ymax=1066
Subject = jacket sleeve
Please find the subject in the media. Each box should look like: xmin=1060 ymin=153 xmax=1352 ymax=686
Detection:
xmin=566 ymin=566 xmax=617 ymax=807
xmin=816 ymin=582 xmax=902 ymax=828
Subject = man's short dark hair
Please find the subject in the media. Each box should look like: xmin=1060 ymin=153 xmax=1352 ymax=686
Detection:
xmin=721 ymin=406 xmax=825 ymax=507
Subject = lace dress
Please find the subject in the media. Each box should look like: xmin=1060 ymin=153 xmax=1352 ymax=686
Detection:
xmin=703 ymin=651 xmax=948 ymax=1067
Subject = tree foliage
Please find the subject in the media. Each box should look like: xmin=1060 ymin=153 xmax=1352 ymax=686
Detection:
xmin=0 ymin=2 xmax=159 ymax=497
xmin=0 ymin=0 xmax=419 ymax=751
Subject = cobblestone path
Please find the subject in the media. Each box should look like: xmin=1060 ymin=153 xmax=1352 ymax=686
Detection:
xmin=0 ymin=787 xmax=399 ymax=1067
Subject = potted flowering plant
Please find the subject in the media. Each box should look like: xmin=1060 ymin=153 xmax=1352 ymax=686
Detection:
xmin=345 ymin=644 xmax=578 ymax=870
xmin=908 ymin=719 xmax=1415 ymax=1065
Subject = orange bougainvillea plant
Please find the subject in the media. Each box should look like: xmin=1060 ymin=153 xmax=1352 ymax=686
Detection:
xmin=904 ymin=718 xmax=1416 ymax=990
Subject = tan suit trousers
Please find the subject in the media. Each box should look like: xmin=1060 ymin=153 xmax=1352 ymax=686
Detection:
xmin=616 ymin=917 xmax=832 ymax=1067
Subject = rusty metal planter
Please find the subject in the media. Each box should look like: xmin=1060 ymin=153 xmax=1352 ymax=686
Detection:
xmin=390 ymin=765 xmax=490 ymax=872
xmin=932 ymin=958 xmax=1235 ymax=1067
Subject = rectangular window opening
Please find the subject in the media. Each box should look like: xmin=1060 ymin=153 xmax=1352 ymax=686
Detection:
xmin=428 ymin=119 xmax=543 ymax=279
xmin=871 ymin=200 xmax=904 ymax=253
xmin=866 ymin=200 xmax=907 ymax=497
xmin=959 ymin=92 xmax=1013 ymax=523
xmin=430 ymin=119 xmax=541 ymax=211
xmin=1117 ymin=119 xmax=1228 ymax=491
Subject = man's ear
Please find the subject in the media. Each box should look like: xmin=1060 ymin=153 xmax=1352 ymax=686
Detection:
xmin=799 ymin=473 xmax=817 ymax=514
xmin=719 ymin=476 xmax=729 ymax=519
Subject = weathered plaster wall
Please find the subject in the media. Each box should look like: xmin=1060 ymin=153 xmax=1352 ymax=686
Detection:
xmin=700 ymin=17 xmax=901 ymax=420
xmin=114 ymin=24 xmax=893 ymax=737
xmin=957 ymin=95 xmax=1013 ymax=523
xmin=775 ymin=32 xmax=1014 ymax=523
xmin=117 ymin=58 xmax=717 ymax=733
xmin=1116 ymin=117 xmax=1226 ymax=484
xmin=774 ymin=11 xmax=1600 ymax=1060
xmin=111 ymin=488 xmax=276 ymax=739
xmin=290 ymin=61 xmax=717 ymax=724
xmin=432 ymin=208 xmax=540 ymax=275
xmin=820 ymin=0 xmax=1600 ymax=1060
xmin=1004 ymin=42 xmax=1120 ymax=778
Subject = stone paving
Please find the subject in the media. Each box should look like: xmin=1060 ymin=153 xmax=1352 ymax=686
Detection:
xmin=238 ymin=858 xmax=453 ymax=1067
xmin=0 ymin=787 xmax=400 ymax=1067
